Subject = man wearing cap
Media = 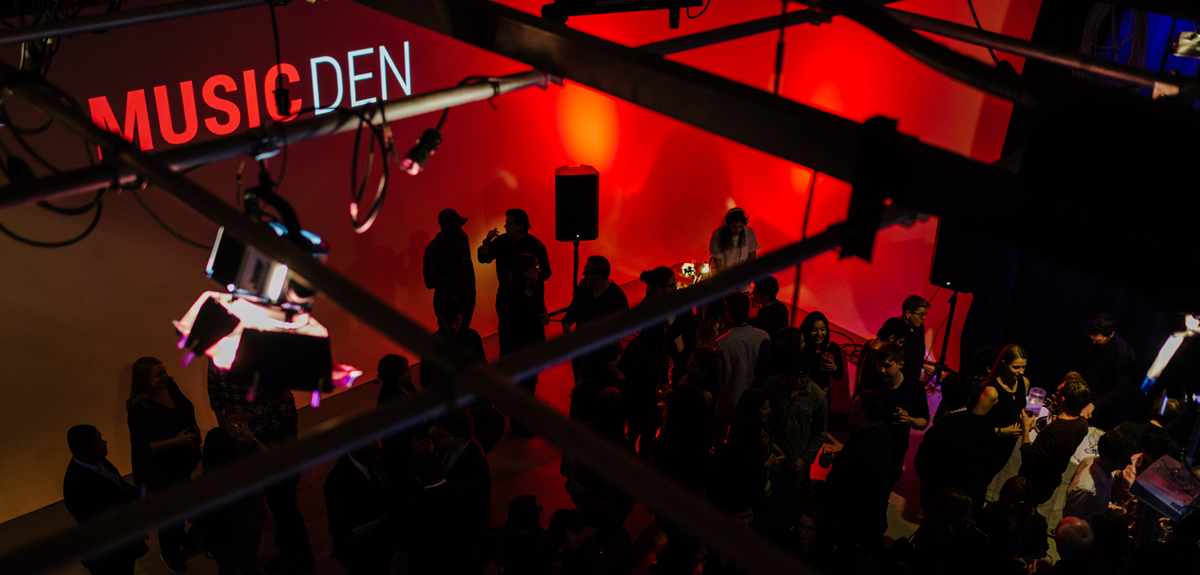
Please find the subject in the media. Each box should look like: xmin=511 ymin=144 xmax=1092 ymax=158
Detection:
xmin=425 ymin=208 xmax=477 ymax=329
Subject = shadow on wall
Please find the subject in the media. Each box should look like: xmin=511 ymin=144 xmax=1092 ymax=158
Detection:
xmin=611 ymin=129 xmax=734 ymax=273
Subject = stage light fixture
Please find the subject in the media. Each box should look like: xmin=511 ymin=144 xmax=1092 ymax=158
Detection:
xmin=174 ymin=164 xmax=360 ymax=402
xmin=1173 ymin=31 xmax=1200 ymax=58
xmin=400 ymin=128 xmax=442 ymax=175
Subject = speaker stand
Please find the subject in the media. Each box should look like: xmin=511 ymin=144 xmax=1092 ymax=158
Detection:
xmin=927 ymin=290 xmax=960 ymax=388
xmin=572 ymin=239 xmax=581 ymax=290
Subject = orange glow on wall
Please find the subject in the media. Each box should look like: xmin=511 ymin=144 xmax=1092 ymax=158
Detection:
xmin=557 ymin=83 xmax=619 ymax=172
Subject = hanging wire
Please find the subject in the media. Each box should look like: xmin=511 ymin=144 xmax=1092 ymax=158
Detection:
xmin=0 ymin=190 xmax=105 ymax=248
xmin=687 ymin=0 xmax=711 ymax=20
xmin=129 ymin=187 xmax=211 ymax=249
xmin=966 ymin=0 xmax=1001 ymax=65
xmin=349 ymin=106 xmax=392 ymax=233
xmin=773 ymin=0 xmax=787 ymax=95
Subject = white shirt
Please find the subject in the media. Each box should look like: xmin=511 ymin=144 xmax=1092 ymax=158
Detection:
xmin=715 ymin=324 xmax=771 ymax=418
xmin=709 ymin=227 xmax=760 ymax=270
xmin=1064 ymin=455 xmax=1113 ymax=522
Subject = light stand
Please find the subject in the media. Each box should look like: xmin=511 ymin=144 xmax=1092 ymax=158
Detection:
xmin=926 ymin=290 xmax=960 ymax=387
xmin=572 ymin=239 xmax=581 ymax=290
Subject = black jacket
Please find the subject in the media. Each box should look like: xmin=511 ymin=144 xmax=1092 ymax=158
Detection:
xmin=63 ymin=459 xmax=149 ymax=566
xmin=443 ymin=438 xmax=492 ymax=525
xmin=323 ymin=454 xmax=396 ymax=562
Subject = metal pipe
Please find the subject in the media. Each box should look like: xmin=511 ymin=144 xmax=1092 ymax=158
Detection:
xmin=0 ymin=70 xmax=550 ymax=210
xmin=0 ymin=380 xmax=461 ymax=575
xmin=0 ymin=60 xmax=863 ymax=575
xmin=640 ymin=1 xmax=1196 ymax=97
xmin=0 ymin=0 xmax=270 ymax=47
xmin=885 ymin=7 xmax=1198 ymax=93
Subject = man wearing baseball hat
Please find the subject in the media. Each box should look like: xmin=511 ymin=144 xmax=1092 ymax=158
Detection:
xmin=424 ymin=208 xmax=477 ymax=329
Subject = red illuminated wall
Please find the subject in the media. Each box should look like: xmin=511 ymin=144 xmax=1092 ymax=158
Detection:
xmin=0 ymin=0 xmax=1040 ymax=521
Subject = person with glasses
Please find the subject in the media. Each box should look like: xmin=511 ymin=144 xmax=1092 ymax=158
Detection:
xmin=899 ymin=295 xmax=931 ymax=385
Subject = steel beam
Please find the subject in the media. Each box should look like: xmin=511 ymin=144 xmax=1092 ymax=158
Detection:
xmin=0 ymin=70 xmax=549 ymax=211
xmin=350 ymin=0 xmax=866 ymax=182
xmin=886 ymin=7 xmax=1200 ymax=97
xmin=0 ymin=59 xmax=901 ymax=575
xmin=637 ymin=2 xmax=1200 ymax=98
xmin=0 ymin=0 xmax=270 ymax=47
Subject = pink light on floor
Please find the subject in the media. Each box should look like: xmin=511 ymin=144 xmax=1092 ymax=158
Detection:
xmin=310 ymin=390 xmax=321 ymax=408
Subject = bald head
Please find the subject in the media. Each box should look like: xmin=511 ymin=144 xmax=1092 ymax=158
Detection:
xmin=1056 ymin=517 xmax=1094 ymax=560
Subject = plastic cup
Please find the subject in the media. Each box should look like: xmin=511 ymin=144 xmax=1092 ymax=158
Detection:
xmin=1027 ymin=387 xmax=1047 ymax=412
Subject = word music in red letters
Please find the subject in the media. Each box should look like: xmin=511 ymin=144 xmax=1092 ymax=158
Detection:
xmin=87 ymin=43 xmax=411 ymax=153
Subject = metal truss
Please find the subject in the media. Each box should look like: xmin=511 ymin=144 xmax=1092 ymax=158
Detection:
xmin=0 ymin=0 xmax=273 ymax=47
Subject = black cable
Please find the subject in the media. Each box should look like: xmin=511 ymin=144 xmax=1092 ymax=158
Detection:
xmin=7 ymin=120 xmax=63 ymax=174
xmin=0 ymin=191 xmax=104 ymax=248
xmin=266 ymin=0 xmax=290 ymax=190
xmin=773 ymin=0 xmax=787 ymax=95
xmin=966 ymin=0 xmax=1001 ymax=65
xmin=129 ymin=187 xmax=210 ymax=249
xmin=687 ymin=0 xmax=711 ymax=20
xmin=349 ymin=106 xmax=391 ymax=233
xmin=39 ymin=191 xmax=105 ymax=215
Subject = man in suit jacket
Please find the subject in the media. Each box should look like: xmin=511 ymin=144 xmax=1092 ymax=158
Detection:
xmin=323 ymin=440 xmax=397 ymax=575
xmin=407 ymin=451 xmax=486 ymax=575
xmin=63 ymin=425 xmax=148 ymax=575
xmin=427 ymin=408 xmax=492 ymax=526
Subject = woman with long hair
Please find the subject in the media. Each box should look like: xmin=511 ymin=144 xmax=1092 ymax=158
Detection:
xmin=708 ymin=389 xmax=785 ymax=508
xmin=799 ymin=311 xmax=845 ymax=393
xmin=708 ymin=207 xmax=760 ymax=273
xmin=693 ymin=299 xmax=731 ymax=349
xmin=972 ymin=344 xmax=1031 ymax=499
xmin=496 ymin=253 xmax=549 ymax=435
xmin=127 ymin=357 xmax=201 ymax=572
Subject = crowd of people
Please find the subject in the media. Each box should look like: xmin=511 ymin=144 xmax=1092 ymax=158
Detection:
xmin=59 ymin=206 xmax=1200 ymax=575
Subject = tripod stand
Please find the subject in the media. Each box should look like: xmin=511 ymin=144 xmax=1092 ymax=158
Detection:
xmin=925 ymin=290 xmax=960 ymax=388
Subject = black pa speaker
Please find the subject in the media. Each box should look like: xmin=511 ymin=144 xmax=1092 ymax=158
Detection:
xmin=929 ymin=218 xmax=976 ymax=293
xmin=555 ymin=165 xmax=599 ymax=242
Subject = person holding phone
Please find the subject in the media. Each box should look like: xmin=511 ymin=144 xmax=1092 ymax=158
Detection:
xmin=127 ymin=357 xmax=201 ymax=573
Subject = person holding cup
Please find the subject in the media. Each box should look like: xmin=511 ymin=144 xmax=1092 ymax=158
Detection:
xmin=1017 ymin=372 xmax=1092 ymax=505
xmin=799 ymin=311 xmax=845 ymax=396
xmin=127 ymin=357 xmax=202 ymax=572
